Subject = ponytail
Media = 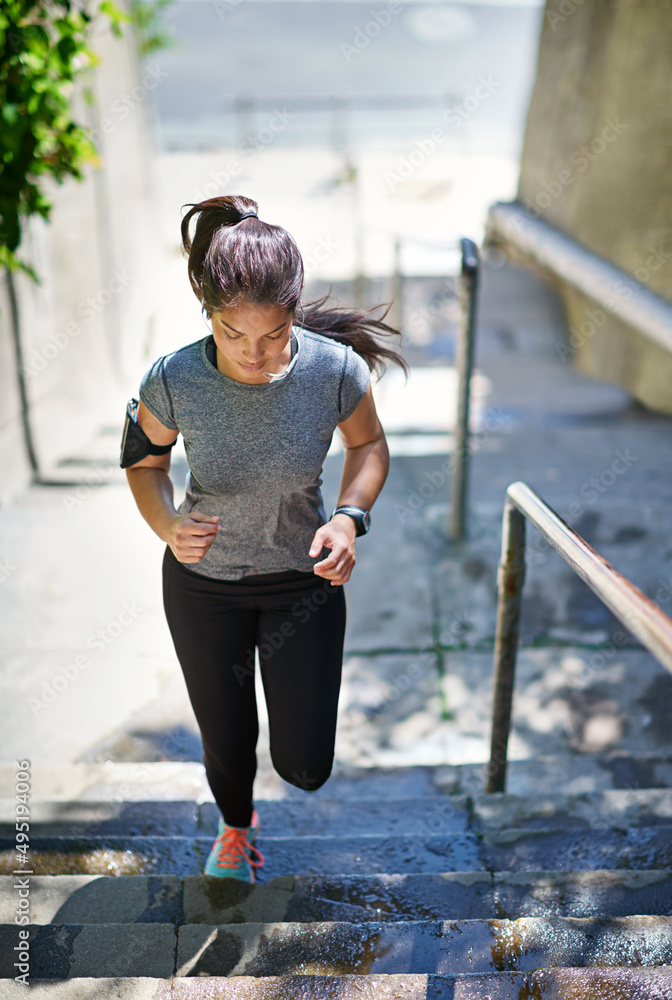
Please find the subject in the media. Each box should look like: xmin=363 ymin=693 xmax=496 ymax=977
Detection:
xmin=300 ymin=294 xmax=408 ymax=378
xmin=180 ymin=195 xmax=408 ymax=377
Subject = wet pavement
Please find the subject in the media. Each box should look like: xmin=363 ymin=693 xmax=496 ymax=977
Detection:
xmin=0 ymin=831 xmax=484 ymax=878
xmin=4 ymin=822 xmax=672 ymax=879
xmin=5 ymin=869 xmax=672 ymax=927
xmin=0 ymin=795 xmax=471 ymax=838
xmin=3 ymin=915 xmax=672 ymax=979
xmin=6 ymin=784 xmax=672 ymax=840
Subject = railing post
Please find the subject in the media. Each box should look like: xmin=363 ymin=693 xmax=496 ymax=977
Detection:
xmin=487 ymin=496 xmax=526 ymax=793
xmin=450 ymin=237 xmax=479 ymax=542
xmin=389 ymin=236 xmax=403 ymax=333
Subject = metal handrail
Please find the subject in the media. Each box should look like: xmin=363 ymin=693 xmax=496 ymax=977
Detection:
xmin=383 ymin=234 xmax=479 ymax=541
xmin=219 ymin=92 xmax=462 ymax=114
xmin=487 ymin=480 xmax=672 ymax=793
xmin=451 ymin=237 xmax=480 ymax=542
xmin=485 ymin=202 xmax=672 ymax=355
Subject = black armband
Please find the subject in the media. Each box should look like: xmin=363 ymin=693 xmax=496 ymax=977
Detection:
xmin=120 ymin=398 xmax=177 ymax=469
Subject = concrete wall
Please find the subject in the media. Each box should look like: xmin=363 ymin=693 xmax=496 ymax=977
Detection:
xmin=513 ymin=0 xmax=672 ymax=412
xmin=0 ymin=9 xmax=167 ymax=503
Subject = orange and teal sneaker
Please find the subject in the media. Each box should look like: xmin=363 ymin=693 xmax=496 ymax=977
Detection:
xmin=204 ymin=808 xmax=264 ymax=881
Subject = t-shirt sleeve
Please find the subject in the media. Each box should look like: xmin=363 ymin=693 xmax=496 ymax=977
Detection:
xmin=138 ymin=357 xmax=178 ymax=431
xmin=338 ymin=347 xmax=371 ymax=422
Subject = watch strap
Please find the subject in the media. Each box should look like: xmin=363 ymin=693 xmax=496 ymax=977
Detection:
xmin=331 ymin=505 xmax=371 ymax=537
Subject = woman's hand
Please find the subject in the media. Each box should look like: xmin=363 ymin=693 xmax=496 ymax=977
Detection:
xmin=309 ymin=514 xmax=357 ymax=585
xmin=167 ymin=512 xmax=221 ymax=563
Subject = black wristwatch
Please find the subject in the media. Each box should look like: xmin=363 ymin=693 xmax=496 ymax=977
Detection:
xmin=331 ymin=505 xmax=371 ymax=537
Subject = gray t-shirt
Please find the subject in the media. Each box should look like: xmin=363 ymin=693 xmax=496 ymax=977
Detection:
xmin=138 ymin=326 xmax=371 ymax=580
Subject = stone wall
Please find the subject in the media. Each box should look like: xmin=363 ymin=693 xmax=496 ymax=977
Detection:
xmin=514 ymin=0 xmax=672 ymax=412
xmin=0 ymin=10 xmax=167 ymax=502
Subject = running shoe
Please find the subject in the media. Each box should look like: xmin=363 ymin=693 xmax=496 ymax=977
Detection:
xmin=204 ymin=808 xmax=264 ymax=881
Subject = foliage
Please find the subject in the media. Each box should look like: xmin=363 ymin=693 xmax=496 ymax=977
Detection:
xmin=128 ymin=0 xmax=174 ymax=56
xmin=0 ymin=0 xmax=173 ymax=279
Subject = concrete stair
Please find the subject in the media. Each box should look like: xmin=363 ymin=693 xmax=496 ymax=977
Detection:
xmin=1 ymin=760 xmax=672 ymax=997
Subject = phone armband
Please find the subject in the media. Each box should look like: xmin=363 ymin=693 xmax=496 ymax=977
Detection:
xmin=120 ymin=398 xmax=177 ymax=469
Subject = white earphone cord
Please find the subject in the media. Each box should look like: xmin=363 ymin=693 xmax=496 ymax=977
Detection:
xmin=263 ymin=329 xmax=301 ymax=381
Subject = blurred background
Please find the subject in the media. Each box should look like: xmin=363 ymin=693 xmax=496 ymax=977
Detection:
xmin=1 ymin=0 xmax=544 ymax=496
xmin=1 ymin=0 xmax=671 ymax=780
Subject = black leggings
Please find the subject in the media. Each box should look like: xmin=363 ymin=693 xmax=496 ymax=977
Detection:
xmin=161 ymin=546 xmax=346 ymax=827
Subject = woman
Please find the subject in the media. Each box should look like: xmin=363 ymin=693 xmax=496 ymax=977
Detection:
xmin=122 ymin=195 xmax=408 ymax=882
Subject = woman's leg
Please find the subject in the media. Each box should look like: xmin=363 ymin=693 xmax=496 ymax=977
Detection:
xmin=161 ymin=547 xmax=259 ymax=827
xmin=255 ymin=575 xmax=347 ymax=791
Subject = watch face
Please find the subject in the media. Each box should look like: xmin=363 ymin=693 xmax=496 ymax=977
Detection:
xmin=362 ymin=510 xmax=371 ymax=533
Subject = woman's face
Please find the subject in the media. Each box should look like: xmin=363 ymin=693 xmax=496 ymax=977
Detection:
xmin=210 ymin=302 xmax=294 ymax=384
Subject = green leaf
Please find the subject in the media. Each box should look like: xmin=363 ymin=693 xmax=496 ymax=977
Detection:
xmin=56 ymin=34 xmax=77 ymax=64
xmin=0 ymin=0 xmax=174 ymax=281
xmin=0 ymin=247 xmax=40 ymax=282
xmin=98 ymin=0 xmax=132 ymax=36
xmin=1 ymin=103 xmax=19 ymax=125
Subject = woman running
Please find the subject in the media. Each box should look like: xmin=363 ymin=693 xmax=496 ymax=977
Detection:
xmin=122 ymin=195 xmax=407 ymax=881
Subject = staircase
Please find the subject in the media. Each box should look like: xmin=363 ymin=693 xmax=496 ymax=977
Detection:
xmin=2 ymin=757 xmax=672 ymax=997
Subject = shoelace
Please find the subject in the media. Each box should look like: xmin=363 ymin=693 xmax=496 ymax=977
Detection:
xmin=214 ymin=825 xmax=265 ymax=872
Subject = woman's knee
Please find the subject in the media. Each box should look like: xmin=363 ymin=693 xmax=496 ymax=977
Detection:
xmin=272 ymin=752 xmax=334 ymax=791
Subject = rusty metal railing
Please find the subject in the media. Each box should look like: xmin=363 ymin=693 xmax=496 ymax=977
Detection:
xmin=450 ymin=237 xmax=480 ymax=542
xmin=487 ymin=480 xmax=672 ymax=793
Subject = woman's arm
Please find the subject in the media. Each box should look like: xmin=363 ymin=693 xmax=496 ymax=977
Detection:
xmin=310 ymin=384 xmax=389 ymax=585
xmin=333 ymin=383 xmax=390 ymax=511
xmin=125 ymin=401 xmax=221 ymax=563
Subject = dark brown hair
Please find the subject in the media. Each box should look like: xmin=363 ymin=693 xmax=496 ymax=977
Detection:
xmin=180 ymin=194 xmax=408 ymax=377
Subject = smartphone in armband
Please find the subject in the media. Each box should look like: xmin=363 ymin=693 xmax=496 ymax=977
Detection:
xmin=120 ymin=398 xmax=177 ymax=469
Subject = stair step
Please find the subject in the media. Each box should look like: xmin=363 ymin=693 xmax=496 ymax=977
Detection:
xmin=0 ymin=971 xmax=560 ymax=1000
xmin=481 ymin=823 xmax=672 ymax=872
xmin=0 ymin=796 xmax=471 ymax=838
xmin=4 ymin=752 xmax=672 ymax=803
xmin=0 ymin=763 xmax=443 ymax=803
xmin=174 ymin=916 xmax=672 ymax=977
xmin=184 ymin=869 xmax=672 ymax=925
xmin=0 ymin=923 xmax=176 ymax=979
xmin=0 ymin=800 xmax=201 ymax=838
xmin=0 ymin=763 xmax=210 ymax=803
xmin=3 ymin=917 xmax=672 ymax=978
xmin=0 ymin=875 xmax=183 ymax=925
xmin=4 ymin=823 xmax=672 ymax=877
xmin=4 ymin=870 xmax=672 ymax=925
xmin=472 ymin=788 xmax=672 ymax=831
xmin=0 ymin=833 xmax=482 ymax=877
xmin=3 ymin=972 xmax=672 ymax=1000
xmin=5 ymin=788 xmax=672 ymax=839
